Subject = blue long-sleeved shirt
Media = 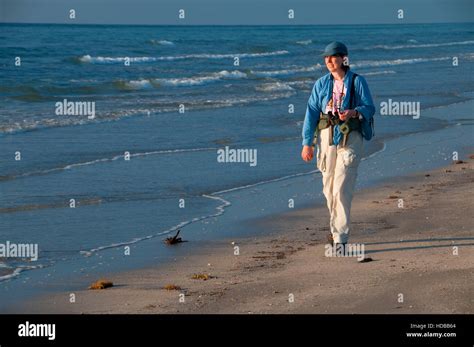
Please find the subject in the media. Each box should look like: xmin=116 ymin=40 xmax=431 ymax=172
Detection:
xmin=301 ymin=70 xmax=375 ymax=146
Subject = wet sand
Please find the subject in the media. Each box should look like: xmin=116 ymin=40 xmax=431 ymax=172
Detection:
xmin=16 ymin=156 xmax=474 ymax=314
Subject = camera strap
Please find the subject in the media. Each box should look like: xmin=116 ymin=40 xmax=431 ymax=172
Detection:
xmin=348 ymin=73 xmax=358 ymax=109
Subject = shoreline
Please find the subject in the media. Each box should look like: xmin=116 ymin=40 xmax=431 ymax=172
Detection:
xmin=1 ymin=99 xmax=473 ymax=311
xmin=14 ymin=154 xmax=474 ymax=314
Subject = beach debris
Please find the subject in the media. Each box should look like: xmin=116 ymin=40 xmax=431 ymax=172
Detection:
xmin=454 ymin=160 xmax=465 ymax=164
xmin=276 ymin=252 xmax=286 ymax=259
xmin=388 ymin=195 xmax=399 ymax=199
xmin=445 ymin=169 xmax=452 ymax=173
xmin=163 ymin=284 xmax=181 ymax=291
xmin=191 ymin=273 xmax=213 ymax=281
xmin=164 ymin=230 xmax=185 ymax=245
xmin=424 ymin=174 xmax=430 ymax=177
xmin=358 ymin=257 xmax=373 ymax=263
xmin=89 ymin=279 xmax=113 ymax=290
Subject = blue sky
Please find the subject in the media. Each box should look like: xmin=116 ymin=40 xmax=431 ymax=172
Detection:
xmin=1 ymin=0 xmax=473 ymax=25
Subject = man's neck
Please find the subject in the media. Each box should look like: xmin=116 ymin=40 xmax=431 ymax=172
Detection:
xmin=332 ymin=69 xmax=346 ymax=81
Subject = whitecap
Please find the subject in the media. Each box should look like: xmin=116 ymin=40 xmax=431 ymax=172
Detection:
xmin=371 ymin=40 xmax=474 ymax=50
xmin=77 ymin=50 xmax=289 ymax=64
xmin=154 ymin=70 xmax=247 ymax=87
xmin=125 ymin=79 xmax=153 ymax=89
xmin=251 ymin=64 xmax=321 ymax=77
xmin=255 ymin=82 xmax=295 ymax=92
xmin=363 ymin=70 xmax=397 ymax=76
xmin=296 ymin=40 xmax=312 ymax=45
xmin=352 ymin=56 xmax=451 ymax=68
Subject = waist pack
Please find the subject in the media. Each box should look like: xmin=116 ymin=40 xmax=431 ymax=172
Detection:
xmin=318 ymin=113 xmax=361 ymax=132
xmin=316 ymin=73 xmax=375 ymax=141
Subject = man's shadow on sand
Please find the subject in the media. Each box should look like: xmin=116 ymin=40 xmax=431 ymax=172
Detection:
xmin=361 ymin=237 xmax=474 ymax=254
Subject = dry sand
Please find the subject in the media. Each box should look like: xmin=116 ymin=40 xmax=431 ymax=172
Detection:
xmin=19 ymin=157 xmax=474 ymax=314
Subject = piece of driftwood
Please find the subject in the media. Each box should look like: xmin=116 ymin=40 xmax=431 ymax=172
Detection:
xmin=163 ymin=284 xmax=181 ymax=290
xmin=89 ymin=279 xmax=113 ymax=290
xmin=191 ymin=273 xmax=213 ymax=281
xmin=164 ymin=230 xmax=186 ymax=245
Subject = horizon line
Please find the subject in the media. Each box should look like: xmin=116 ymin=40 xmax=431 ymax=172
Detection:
xmin=1 ymin=21 xmax=473 ymax=27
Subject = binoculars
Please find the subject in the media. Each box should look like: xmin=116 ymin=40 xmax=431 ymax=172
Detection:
xmin=340 ymin=122 xmax=351 ymax=135
xmin=327 ymin=110 xmax=340 ymax=124
xmin=328 ymin=111 xmax=351 ymax=135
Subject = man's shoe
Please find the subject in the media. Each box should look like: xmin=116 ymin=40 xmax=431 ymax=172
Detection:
xmin=335 ymin=243 xmax=346 ymax=256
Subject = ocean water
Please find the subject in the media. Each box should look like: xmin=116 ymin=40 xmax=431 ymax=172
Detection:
xmin=0 ymin=23 xmax=473 ymax=299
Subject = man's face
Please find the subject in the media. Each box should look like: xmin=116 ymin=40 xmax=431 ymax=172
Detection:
xmin=325 ymin=55 xmax=344 ymax=72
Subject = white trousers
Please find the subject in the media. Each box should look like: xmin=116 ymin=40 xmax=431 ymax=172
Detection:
xmin=316 ymin=127 xmax=364 ymax=244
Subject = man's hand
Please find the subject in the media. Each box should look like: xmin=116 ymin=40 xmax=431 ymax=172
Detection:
xmin=301 ymin=145 xmax=314 ymax=162
xmin=339 ymin=109 xmax=357 ymax=121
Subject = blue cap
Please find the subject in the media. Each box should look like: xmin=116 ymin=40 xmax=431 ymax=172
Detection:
xmin=322 ymin=41 xmax=348 ymax=57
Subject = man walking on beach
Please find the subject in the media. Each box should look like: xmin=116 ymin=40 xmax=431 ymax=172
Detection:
xmin=301 ymin=42 xmax=375 ymax=250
